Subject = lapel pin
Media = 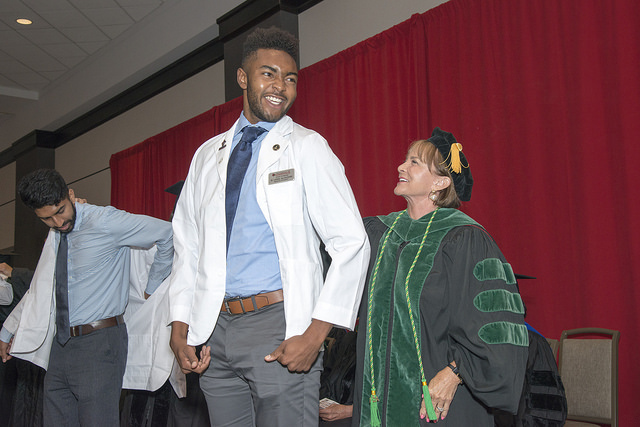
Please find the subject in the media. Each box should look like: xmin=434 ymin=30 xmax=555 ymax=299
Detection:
xmin=219 ymin=140 xmax=227 ymax=150
xmin=272 ymin=144 xmax=280 ymax=151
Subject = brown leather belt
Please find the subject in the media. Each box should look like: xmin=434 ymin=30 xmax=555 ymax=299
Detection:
xmin=221 ymin=289 xmax=284 ymax=315
xmin=70 ymin=315 xmax=125 ymax=337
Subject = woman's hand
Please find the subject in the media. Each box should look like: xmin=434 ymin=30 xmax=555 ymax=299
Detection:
xmin=420 ymin=364 xmax=460 ymax=422
xmin=319 ymin=403 xmax=353 ymax=421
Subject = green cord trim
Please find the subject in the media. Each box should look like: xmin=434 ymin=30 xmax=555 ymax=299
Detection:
xmin=366 ymin=211 xmax=403 ymax=417
xmin=473 ymin=258 xmax=517 ymax=285
xmin=366 ymin=209 xmax=439 ymax=423
xmin=478 ymin=321 xmax=529 ymax=346
xmin=473 ymin=289 xmax=525 ymax=314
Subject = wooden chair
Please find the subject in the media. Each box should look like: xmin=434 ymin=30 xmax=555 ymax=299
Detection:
xmin=558 ymin=328 xmax=620 ymax=426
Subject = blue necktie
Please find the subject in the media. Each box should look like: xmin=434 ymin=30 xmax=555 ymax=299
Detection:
xmin=55 ymin=233 xmax=70 ymax=345
xmin=225 ymin=126 xmax=266 ymax=250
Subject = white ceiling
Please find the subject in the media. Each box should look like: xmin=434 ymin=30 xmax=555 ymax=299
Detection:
xmin=0 ymin=0 xmax=245 ymax=151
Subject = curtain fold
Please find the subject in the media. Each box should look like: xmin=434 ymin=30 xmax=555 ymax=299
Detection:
xmin=110 ymin=0 xmax=639 ymax=423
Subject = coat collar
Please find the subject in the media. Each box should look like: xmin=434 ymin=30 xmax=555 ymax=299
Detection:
xmin=215 ymin=115 xmax=294 ymax=184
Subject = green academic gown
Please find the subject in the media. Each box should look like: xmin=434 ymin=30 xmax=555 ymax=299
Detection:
xmin=353 ymin=209 xmax=529 ymax=426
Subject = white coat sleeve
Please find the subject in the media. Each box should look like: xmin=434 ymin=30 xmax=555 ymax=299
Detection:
xmin=167 ymin=157 xmax=201 ymax=326
xmin=298 ymin=134 xmax=370 ymax=329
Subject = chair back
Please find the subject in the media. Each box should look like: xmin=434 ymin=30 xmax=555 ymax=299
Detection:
xmin=558 ymin=328 xmax=619 ymax=427
xmin=546 ymin=338 xmax=559 ymax=361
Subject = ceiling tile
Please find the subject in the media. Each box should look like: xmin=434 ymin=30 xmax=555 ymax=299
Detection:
xmin=5 ymin=70 xmax=48 ymax=86
xmin=0 ymin=0 xmax=33 ymax=14
xmin=123 ymin=4 xmax=158 ymax=22
xmin=0 ymin=12 xmax=52 ymax=30
xmin=116 ymin=0 xmax=163 ymax=6
xmin=56 ymin=55 xmax=86 ymax=68
xmin=22 ymin=0 xmax=76 ymax=12
xmin=18 ymin=28 xmax=70 ymax=44
xmin=59 ymin=26 xmax=108 ymax=43
xmin=0 ymin=60 xmax=33 ymax=74
xmin=76 ymin=40 xmax=108 ymax=54
xmin=39 ymin=69 xmax=67 ymax=81
xmin=101 ymin=24 xmax=129 ymax=39
xmin=37 ymin=9 xmax=93 ymax=28
xmin=83 ymin=7 xmax=134 ymax=27
xmin=0 ymin=30 xmax=31 ymax=47
xmin=40 ymin=42 xmax=86 ymax=57
xmin=2 ymin=44 xmax=64 ymax=71
xmin=70 ymin=0 xmax=120 ymax=9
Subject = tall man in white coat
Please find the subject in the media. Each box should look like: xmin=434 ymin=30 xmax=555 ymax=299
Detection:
xmin=168 ymin=27 xmax=369 ymax=426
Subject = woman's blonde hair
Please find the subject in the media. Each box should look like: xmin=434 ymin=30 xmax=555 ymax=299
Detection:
xmin=408 ymin=139 xmax=461 ymax=209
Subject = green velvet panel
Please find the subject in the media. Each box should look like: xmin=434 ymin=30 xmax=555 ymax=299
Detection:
xmin=473 ymin=289 xmax=525 ymax=314
xmin=473 ymin=258 xmax=517 ymax=285
xmin=478 ymin=321 xmax=529 ymax=346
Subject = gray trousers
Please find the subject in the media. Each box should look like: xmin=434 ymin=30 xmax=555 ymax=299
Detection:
xmin=199 ymin=302 xmax=323 ymax=427
xmin=43 ymin=323 xmax=127 ymax=427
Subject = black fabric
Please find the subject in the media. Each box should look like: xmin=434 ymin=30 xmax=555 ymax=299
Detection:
xmin=494 ymin=329 xmax=567 ymax=426
xmin=0 ymin=268 xmax=33 ymax=327
xmin=320 ymin=328 xmax=357 ymax=405
xmin=427 ymin=127 xmax=473 ymax=201
xmin=0 ymin=268 xmax=40 ymax=427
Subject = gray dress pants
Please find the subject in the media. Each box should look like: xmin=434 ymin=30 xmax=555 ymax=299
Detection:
xmin=199 ymin=302 xmax=323 ymax=426
xmin=43 ymin=323 xmax=127 ymax=427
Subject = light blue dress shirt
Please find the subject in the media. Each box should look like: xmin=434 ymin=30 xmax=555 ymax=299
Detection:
xmin=225 ymin=114 xmax=282 ymax=297
xmin=0 ymin=202 xmax=173 ymax=342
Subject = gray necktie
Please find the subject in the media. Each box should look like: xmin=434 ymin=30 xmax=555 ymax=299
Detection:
xmin=55 ymin=233 xmax=70 ymax=345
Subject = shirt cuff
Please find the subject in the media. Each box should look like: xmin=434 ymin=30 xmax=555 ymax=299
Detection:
xmin=0 ymin=327 xmax=14 ymax=343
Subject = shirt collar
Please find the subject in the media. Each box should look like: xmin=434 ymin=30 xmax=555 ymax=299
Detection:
xmin=235 ymin=112 xmax=277 ymax=138
xmin=71 ymin=201 xmax=85 ymax=232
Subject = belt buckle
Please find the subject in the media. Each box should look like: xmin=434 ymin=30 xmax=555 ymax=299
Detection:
xmin=223 ymin=297 xmax=248 ymax=315
xmin=223 ymin=300 xmax=232 ymax=314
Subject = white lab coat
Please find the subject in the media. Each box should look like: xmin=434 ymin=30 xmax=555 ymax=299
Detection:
xmin=2 ymin=231 xmax=182 ymax=394
xmin=169 ymin=115 xmax=370 ymax=346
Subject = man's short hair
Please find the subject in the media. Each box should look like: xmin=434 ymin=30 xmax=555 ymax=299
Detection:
xmin=17 ymin=169 xmax=69 ymax=210
xmin=241 ymin=26 xmax=299 ymax=66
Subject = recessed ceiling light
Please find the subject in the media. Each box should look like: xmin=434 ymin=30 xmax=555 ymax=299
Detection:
xmin=16 ymin=18 xmax=32 ymax=25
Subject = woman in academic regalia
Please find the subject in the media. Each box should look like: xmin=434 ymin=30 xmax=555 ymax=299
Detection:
xmin=353 ymin=127 xmax=529 ymax=426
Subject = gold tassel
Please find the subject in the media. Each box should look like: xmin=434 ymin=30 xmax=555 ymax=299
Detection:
xmin=449 ymin=143 xmax=463 ymax=174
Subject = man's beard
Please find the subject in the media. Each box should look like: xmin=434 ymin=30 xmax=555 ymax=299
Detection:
xmin=57 ymin=202 xmax=77 ymax=233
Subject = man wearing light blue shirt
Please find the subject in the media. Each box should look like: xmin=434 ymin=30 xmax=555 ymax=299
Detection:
xmin=169 ymin=27 xmax=369 ymax=426
xmin=0 ymin=169 xmax=173 ymax=427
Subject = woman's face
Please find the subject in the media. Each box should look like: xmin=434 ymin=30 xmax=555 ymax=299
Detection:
xmin=394 ymin=147 xmax=439 ymax=200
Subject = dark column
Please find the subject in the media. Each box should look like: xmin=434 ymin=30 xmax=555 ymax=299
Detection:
xmin=13 ymin=131 xmax=56 ymax=269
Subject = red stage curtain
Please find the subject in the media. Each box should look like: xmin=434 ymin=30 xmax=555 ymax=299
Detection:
xmin=111 ymin=0 xmax=639 ymax=423
xmin=110 ymin=97 xmax=242 ymax=219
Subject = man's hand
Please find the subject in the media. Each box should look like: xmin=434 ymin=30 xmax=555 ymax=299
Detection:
xmin=264 ymin=319 xmax=332 ymax=372
xmin=319 ymin=403 xmax=353 ymax=421
xmin=0 ymin=338 xmax=13 ymax=363
xmin=169 ymin=321 xmax=211 ymax=374
xmin=0 ymin=263 xmax=13 ymax=279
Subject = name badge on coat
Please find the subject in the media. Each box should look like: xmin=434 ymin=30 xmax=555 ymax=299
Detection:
xmin=268 ymin=169 xmax=295 ymax=185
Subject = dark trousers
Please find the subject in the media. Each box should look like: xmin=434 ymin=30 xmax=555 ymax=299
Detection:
xmin=43 ymin=323 xmax=127 ymax=427
xmin=199 ymin=302 xmax=323 ymax=426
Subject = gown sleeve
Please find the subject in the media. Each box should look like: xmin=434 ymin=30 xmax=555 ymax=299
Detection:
xmin=437 ymin=225 xmax=528 ymax=413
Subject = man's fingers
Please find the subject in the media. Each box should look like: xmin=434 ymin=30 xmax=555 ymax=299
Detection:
xmin=264 ymin=343 xmax=285 ymax=363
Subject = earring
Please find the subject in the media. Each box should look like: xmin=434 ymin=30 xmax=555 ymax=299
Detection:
xmin=429 ymin=190 xmax=438 ymax=202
